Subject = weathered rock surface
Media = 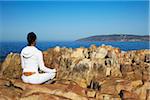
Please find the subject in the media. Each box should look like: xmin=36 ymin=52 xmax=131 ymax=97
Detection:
xmin=0 ymin=78 xmax=89 ymax=100
xmin=0 ymin=45 xmax=149 ymax=100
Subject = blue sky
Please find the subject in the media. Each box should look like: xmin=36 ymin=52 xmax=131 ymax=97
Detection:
xmin=0 ymin=1 xmax=149 ymax=41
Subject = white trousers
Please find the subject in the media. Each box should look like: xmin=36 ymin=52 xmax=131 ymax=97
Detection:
xmin=21 ymin=72 xmax=56 ymax=84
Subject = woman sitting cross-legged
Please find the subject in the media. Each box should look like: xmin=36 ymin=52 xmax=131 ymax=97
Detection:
xmin=21 ymin=32 xmax=56 ymax=84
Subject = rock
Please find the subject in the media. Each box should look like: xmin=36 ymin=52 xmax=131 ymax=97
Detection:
xmin=0 ymin=78 xmax=11 ymax=86
xmin=0 ymin=45 xmax=150 ymax=99
xmin=75 ymin=78 xmax=87 ymax=88
xmin=87 ymin=90 xmax=96 ymax=98
xmin=116 ymin=80 xmax=143 ymax=94
xmin=26 ymin=84 xmax=88 ymax=100
xmin=1 ymin=45 xmax=149 ymax=83
xmin=0 ymin=86 xmax=21 ymax=100
xmin=71 ymin=48 xmax=85 ymax=58
xmin=96 ymin=93 xmax=112 ymax=100
xmin=111 ymin=66 xmax=122 ymax=77
xmin=146 ymin=89 xmax=150 ymax=100
xmin=125 ymin=71 xmax=136 ymax=80
xmin=43 ymin=48 xmax=61 ymax=70
xmin=0 ymin=78 xmax=88 ymax=100
xmin=54 ymin=46 xmax=60 ymax=52
xmin=120 ymin=64 xmax=133 ymax=74
xmin=90 ymin=44 xmax=97 ymax=51
xmin=95 ymin=47 xmax=108 ymax=59
xmin=0 ymin=62 xmax=2 ymax=71
xmin=20 ymin=93 xmax=70 ymax=100
xmin=134 ymin=69 xmax=143 ymax=80
xmin=83 ymin=48 xmax=89 ymax=59
xmin=130 ymin=80 xmax=143 ymax=89
xmin=0 ymin=79 xmax=23 ymax=100
xmin=145 ymin=54 xmax=150 ymax=63
xmin=0 ymin=53 xmax=22 ymax=79
xmin=101 ymin=84 xmax=117 ymax=95
xmin=106 ymin=67 xmax=111 ymax=77
xmin=134 ymin=82 xmax=150 ymax=100
xmin=119 ymin=90 xmax=139 ymax=99
xmin=100 ymin=79 xmax=118 ymax=95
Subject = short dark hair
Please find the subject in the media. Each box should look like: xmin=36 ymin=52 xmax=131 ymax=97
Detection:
xmin=27 ymin=32 xmax=37 ymax=46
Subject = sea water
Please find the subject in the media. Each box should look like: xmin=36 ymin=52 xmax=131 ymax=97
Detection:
xmin=0 ymin=41 xmax=149 ymax=62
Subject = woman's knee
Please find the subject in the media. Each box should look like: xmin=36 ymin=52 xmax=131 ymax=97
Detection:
xmin=52 ymin=72 xmax=56 ymax=78
xmin=47 ymin=72 xmax=56 ymax=79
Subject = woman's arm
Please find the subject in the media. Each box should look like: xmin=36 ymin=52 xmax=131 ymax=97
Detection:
xmin=38 ymin=51 xmax=56 ymax=73
xmin=20 ymin=54 xmax=25 ymax=69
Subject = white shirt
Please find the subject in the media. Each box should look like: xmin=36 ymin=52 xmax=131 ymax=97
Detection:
xmin=20 ymin=46 xmax=55 ymax=73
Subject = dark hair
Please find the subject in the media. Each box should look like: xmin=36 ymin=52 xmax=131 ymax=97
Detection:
xmin=27 ymin=32 xmax=37 ymax=46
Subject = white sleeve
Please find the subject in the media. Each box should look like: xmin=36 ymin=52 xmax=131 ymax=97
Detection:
xmin=37 ymin=51 xmax=55 ymax=73
xmin=20 ymin=54 xmax=24 ymax=69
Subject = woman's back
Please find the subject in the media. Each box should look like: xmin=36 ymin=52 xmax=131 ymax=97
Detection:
xmin=21 ymin=46 xmax=40 ymax=73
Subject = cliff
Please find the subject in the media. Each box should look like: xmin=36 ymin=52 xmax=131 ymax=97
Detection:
xmin=76 ymin=34 xmax=150 ymax=42
xmin=0 ymin=45 xmax=150 ymax=100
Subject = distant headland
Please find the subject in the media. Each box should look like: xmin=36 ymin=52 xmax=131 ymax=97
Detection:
xmin=76 ymin=34 xmax=150 ymax=42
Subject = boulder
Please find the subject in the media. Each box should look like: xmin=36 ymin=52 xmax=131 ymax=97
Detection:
xmin=87 ymin=90 xmax=96 ymax=98
xmin=134 ymin=82 xmax=150 ymax=100
xmin=96 ymin=92 xmax=113 ymax=100
xmin=116 ymin=80 xmax=143 ymax=94
xmin=95 ymin=47 xmax=108 ymax=59
xmin=0 ymin=53 xmax=22 ymax=79
xmin=100 ymin=79 xmax=118 ymax=95
xmin=71 ymin=48 xmax=85 ymax=59
xmin=119 ymin=90 xmax=139 ymax=99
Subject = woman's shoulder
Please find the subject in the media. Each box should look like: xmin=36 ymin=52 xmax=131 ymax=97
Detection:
xmin=21 ymin=46 xmax=41 ymax=54
xmin=34 ymin=47 xmax=42 ymax=54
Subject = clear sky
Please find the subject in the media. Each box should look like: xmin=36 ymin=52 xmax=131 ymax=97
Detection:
xmin=0 ymin=1 xmax=149 ymax=41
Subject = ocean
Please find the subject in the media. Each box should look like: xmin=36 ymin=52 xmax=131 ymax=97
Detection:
xmin=0 ymin=41 xmax=149 ymax=62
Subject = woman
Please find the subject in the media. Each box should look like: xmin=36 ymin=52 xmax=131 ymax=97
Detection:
xmin=21 ymin=32 xmax=56 ymax=84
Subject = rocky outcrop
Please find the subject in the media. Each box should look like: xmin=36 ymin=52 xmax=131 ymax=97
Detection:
xmin=0 ymin=45 xmax=150 ymax=100
xmin=0 ymin=78 xmax=89 ymax=100
xmin=0 ymin=53 xmax=22 ymax=79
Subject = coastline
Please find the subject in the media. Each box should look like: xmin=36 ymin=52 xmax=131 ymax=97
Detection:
xmin=0 ymin=41 xmax=149 ymax=63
